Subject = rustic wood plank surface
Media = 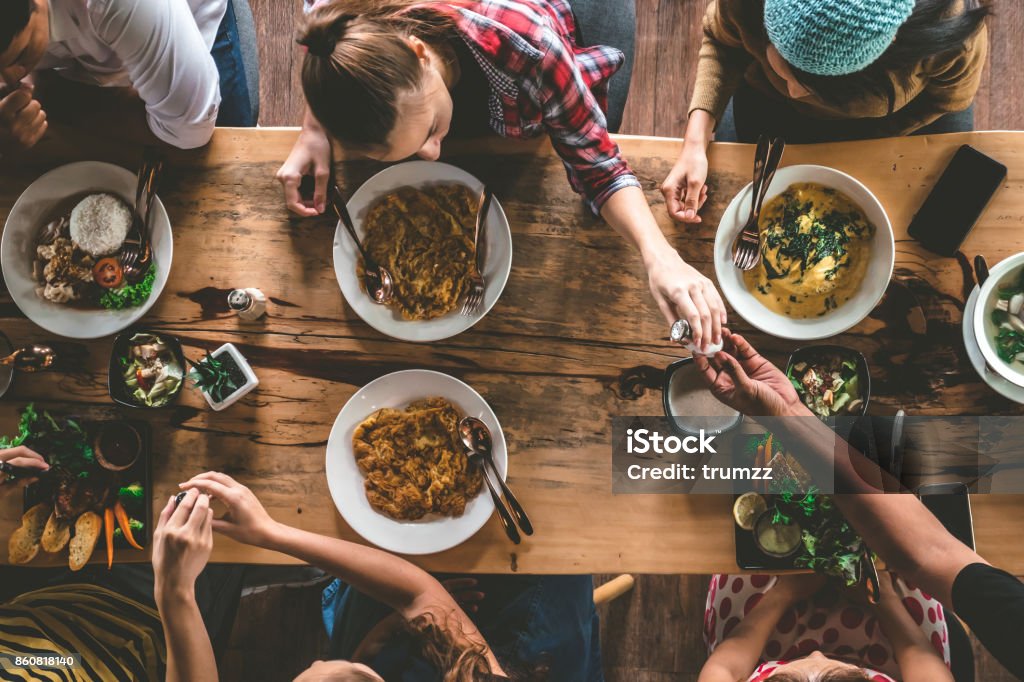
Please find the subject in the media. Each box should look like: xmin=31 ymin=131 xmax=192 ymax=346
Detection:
xmin=1 ymin=129 xmax=1024 ymax=573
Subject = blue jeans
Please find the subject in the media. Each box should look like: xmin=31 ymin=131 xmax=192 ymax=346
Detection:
xmin=211 ymin=0 xmax=255 ymax=127
xmin=322 ymin=574 xmax=604 ymax=681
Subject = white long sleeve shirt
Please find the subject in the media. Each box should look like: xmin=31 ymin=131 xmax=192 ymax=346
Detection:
xmin=38 ymin=0 xmax=228 ymax=149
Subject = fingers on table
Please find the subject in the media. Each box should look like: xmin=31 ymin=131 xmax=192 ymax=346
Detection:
xmin=279 ymin=172 xmax=320 ymax=218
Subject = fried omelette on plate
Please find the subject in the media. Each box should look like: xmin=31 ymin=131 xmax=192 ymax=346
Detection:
xmin=360 ymin=184 xmax=477 ymax=320
xmin=353 ymin=397 xmax=484 ymax=520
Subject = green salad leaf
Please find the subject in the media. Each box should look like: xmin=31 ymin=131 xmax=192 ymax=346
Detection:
xmin=0 ymin=403 xmax=39 ymax=448
xmin=100 ymin=268 xmax=156 ymax=310
xmin=0 ymin=404 xmax=94 ymax=476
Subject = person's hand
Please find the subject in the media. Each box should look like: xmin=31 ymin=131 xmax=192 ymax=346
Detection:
xmin=773 ymin=572 xmax=828 ymax=603
xmin=875 ymin=569 xmax=900 ymax=602
xmin=694 ymin=331 xmax=803 ymax=416
xmin=661 ymin=142 xmax=709 ymax=224
xmin=0 ymin=84 xmax=47 ymax=153
xmin=276 ymin=126 xmax=333 ymax=217
xmin=179 ymin=472 xmax=278 ymax=547
xmin=152 ymin=488 xmax=213 ymax=604
xmin=646 ymin=247 xmax=726 ymax=351
xmin=0 ymin=446 xmax=49 ymax=486
xmin=441 ymin=578 xmax=485 ymax=613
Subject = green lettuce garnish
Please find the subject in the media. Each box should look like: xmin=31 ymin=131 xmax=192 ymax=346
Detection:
xmin=100 ymin=268 xmax=156 ymax=310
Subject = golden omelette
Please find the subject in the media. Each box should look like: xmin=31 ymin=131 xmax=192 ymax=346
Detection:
xmin=743 ymin=182 xmax=874 ymax=318
xmin=353 ymin=398 xmax=483 ymax=521
xmin=360 ymin=184 xmax=477 ymax=320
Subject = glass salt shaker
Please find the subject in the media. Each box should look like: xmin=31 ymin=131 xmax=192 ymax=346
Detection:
xmin=228 ymin=288 xmax=267 ymax=321
xmin=670 ymin=319 xmax=724 ymax=356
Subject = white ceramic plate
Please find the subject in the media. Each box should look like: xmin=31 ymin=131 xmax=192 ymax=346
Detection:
xmin=1 ymin=162 xmax=172 ymax=340
xmin=963 ymin=285 xmax=1024 ymax=403
xmin=333 ymin=161 xmax=513 ymax=342
xmin=714 ymin=165 xmax=895 ymax=341
xmin=325 ymin=369 xmax=508 ymax=555
xmin=972 ymin=252 xmax=1024 ymax=389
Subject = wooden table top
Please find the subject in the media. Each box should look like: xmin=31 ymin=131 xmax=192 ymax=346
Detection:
xmin=2 ymin=129 xmax=1024 ymax=573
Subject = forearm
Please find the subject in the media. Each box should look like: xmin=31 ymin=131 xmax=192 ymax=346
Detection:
xmin=700 ymin=587 xmax=792 ymax=680
xmin=263 ymin=522 xmax=445 ymax=618
xmin=600 ymin=186 xmax=675 ymax=266
xmin=158 ymin=589 xmax=217 ymax=682
xmin=684 ymin=110 xmax=715 ymax=151
xmin=302 ymin=107 xmax=325 ymax=135
xmin=876 ymin=599 xmax=954 ymax=681
xmin=771 ymin=406 xmax=982 ymax=605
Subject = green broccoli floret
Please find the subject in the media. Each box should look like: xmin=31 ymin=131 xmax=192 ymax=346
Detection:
xmin=113 ymin=519 xmax=145 ymax=538
xmin=118 ymin=483 xmax=145 ymax=501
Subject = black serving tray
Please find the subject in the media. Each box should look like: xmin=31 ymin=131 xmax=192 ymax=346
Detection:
xmin=734 ymin=493 xmax=802 ymax=571
xmin=24 ymin=419 xmax=152 ymax=551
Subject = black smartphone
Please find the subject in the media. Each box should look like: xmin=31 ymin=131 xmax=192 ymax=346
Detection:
xmin=907 ymin=145 xmax=1006 ymax=257
xmin=917 ymin=482 xmax=975 ymax=550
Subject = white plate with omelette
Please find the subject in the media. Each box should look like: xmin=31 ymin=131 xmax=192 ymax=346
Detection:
xmin=334 ymin=161 xmax=513 ymax=343
xmin=325 ymin=369 xmax=508 ymax=555
xmin=714 ymin=165 xmax=894 ymax=340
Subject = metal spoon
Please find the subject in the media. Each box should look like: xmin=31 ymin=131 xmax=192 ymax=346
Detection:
xmin=329 ymin=185 xmax=394 ymax=305
xmin=0 ymin=345 xmax=57 ymax=372
xmin=459 ymin=416 xmax=533 ymax=536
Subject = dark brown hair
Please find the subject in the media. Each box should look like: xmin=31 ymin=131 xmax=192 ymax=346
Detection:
xmin=398 ymin=611 xmax=547 ymax=682
xmin=299 ymin=1 xmax=458 ymax=150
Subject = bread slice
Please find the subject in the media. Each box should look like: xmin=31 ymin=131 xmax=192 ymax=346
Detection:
xmin=8 ymin=503 xmax=51 ymax=564
xmin=68 ymin=511 xmax=102 ymax=571
xmin=41 ymin=511 xmax=71 ymax=553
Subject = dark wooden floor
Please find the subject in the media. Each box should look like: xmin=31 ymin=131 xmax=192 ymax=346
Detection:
xmin=232 ymin=1 xmax=1024 ymax=680
xmin=251 ymin=0 xmax=1024 ymax=132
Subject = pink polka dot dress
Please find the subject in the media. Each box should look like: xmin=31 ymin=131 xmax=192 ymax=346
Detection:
xmin=704 ymin=574 xmax=950 ymax=681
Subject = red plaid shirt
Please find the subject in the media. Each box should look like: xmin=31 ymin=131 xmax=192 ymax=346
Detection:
xmin=439 ymin=0 xmax=639 ymax=213
xmin=305 ymin=0 xmax=639 ymax=213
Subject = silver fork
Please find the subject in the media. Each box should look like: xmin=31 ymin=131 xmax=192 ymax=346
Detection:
xmin=733 ymin=136 xmax=785 ymax=271
xmin=121 ymin=150 xmax=162 ymax=282
xmin=461 ymin=186 xmax=493 ymax=316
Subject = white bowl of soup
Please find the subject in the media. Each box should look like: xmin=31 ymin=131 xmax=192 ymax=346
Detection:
xmin=973 ymin=252 xmax=1024 ymax=388
xmin=714 ymin=165 xmax=895 ymax=341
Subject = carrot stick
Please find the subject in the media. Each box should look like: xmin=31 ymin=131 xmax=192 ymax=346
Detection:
xmin=104 ymin=507 xmax=115 ymax=569
xmin=114 ymin=501 xmax=144 ymax=551
xmin=755 ymin=445 xmax=765 ymax=493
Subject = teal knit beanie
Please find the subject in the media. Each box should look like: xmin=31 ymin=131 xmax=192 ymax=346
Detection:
xmin=764 ymin=0 xmax=916 ymax=76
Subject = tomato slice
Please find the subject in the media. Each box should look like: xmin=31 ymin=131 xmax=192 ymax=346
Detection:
xmin=93 ymin=258 xmax=124 ymax=289
xmin=136 ymin=368 xmax=153 ymax=392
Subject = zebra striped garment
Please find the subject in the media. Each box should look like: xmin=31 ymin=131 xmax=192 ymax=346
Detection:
xmin=0 ymin=583 xmax=165 ymax=681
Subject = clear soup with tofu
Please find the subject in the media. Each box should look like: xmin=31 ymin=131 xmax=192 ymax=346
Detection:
xmin=743 ymin=183 xmax=874 ymax=318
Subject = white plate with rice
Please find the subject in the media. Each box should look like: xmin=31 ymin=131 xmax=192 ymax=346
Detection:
xmin=1 ymin=161 xmax=173 ymax=339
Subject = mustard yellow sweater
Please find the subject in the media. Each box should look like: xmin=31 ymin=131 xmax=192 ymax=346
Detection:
xmin=688 ymin=0 xmax=988 ymax=136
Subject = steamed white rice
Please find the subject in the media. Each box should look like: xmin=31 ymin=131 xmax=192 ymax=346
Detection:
xmin=69 ymin=193 xmax=131 ymax=257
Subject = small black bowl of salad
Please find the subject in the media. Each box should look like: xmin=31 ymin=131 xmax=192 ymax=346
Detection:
xmin=785 ymin=345 xmax=871 ymax=418
xmin=109 ymin=330 xmax=186 ymax=408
